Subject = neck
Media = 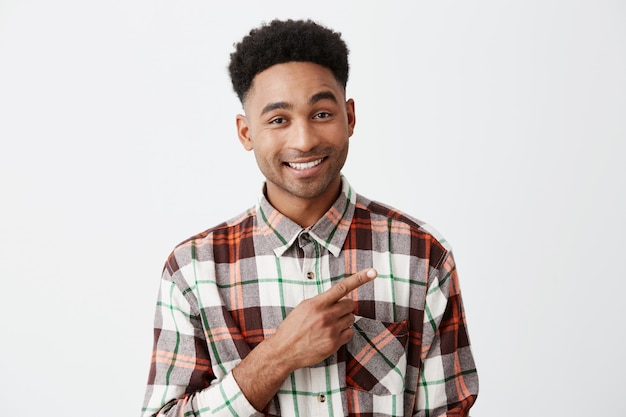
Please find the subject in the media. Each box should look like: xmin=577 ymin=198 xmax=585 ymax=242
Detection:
xmin=265 ymin=178 xmax=342 ymax=228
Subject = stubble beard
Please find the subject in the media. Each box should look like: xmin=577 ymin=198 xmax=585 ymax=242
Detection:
xmin=265 ymin=142 xmax=349 ymax=202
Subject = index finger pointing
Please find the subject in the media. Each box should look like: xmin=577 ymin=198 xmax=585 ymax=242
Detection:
xmin=321 ymin=268 xmax=377 ymax=304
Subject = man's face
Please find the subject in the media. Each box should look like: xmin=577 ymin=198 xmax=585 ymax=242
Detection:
xmin=236 ymin=61 xmax=356 ymax=210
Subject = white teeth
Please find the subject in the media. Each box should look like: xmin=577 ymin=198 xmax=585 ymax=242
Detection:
xmin=288 ymin=159 xmax=323 ymax=170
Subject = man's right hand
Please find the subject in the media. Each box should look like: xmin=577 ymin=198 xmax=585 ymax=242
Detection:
xmin=270 ymin=267 xmax=378 ymax=370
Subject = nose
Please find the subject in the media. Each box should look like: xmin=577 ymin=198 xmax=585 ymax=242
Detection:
xmin=289 ymin=119 xmax=320 ymax=152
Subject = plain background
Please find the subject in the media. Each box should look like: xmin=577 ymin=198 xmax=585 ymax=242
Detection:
xmin=1 ymin=1 xmax=624 ymax=415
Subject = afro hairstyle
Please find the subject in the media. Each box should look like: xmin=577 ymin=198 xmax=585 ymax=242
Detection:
xmin=228 ymin=19 xmax=350 ymax=103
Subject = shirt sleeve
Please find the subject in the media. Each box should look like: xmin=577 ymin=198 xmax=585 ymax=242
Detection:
xmin=414 ymin=251 xmax=479 ymax=417
xmin=140 ymin=264 xmax=262 ymax=417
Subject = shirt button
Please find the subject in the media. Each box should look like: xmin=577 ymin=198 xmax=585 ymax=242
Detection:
xmin=317 ymin=394 xmax=326 ymax=403
xmin=301 ymin=232 xmax=310 ymax=241
xmin=306 ymin=272 xmax=315 ymax=280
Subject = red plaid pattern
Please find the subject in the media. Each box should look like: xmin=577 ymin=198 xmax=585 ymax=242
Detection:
xmin=141 ymin=177 xmax=478 ymax=416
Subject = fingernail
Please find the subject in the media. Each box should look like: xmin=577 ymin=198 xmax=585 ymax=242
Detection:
xmin=367 ymin=268 xmax=377 ymax=278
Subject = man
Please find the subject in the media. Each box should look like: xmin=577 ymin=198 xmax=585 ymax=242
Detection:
xmin=142 ymin=19 xmax=478 ymax=417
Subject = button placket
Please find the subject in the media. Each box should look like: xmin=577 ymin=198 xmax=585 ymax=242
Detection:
xmin=300 ymin=231 xmax=317 ymax=282
xmin=297 ymin=232 xmax=334 ymax=412
xmin=300 ymin=233 xmax=320 ymax=301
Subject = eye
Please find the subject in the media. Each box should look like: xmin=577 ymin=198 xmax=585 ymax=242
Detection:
xmin=314 ymin=112 xmax=331 ymax=119
xmin=269 ymin=117 xmax=286 ymax=125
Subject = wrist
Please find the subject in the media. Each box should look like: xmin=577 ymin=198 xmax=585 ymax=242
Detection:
xmin=232 ymin=336 xmax=295 ymax=411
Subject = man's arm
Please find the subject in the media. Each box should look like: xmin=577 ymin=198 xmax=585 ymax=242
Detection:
xmin=415 ymin=252 xmax=478 ymax=417
xmin=141 ymin=267 xmax=377 ymax=416
xmin=233 ymin=268 xmax=378 ymax=411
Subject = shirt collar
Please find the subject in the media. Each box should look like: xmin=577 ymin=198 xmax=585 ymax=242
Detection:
xmin=256 ymin=176 xmax=356 ymax=257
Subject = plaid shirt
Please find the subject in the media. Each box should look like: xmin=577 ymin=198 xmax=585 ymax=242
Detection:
xmin=142 ymin=177 xmax=478 ymax=417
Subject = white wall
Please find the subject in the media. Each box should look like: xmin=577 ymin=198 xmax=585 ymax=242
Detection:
xmin=1 ymin=1 xmax=624 ymax=415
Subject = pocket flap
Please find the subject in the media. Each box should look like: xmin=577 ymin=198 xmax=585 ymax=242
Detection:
xmin=346 ymin=317 xmax=409 ymax=395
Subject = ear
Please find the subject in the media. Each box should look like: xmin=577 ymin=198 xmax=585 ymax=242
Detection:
xmin=345 ymin=98 xmax=356 ymax=137
xmin=236 ymin=114 xmax=253 ymax=151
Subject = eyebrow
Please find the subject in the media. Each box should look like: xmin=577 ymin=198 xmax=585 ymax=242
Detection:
xmin=259 ymin=90 xmax=339 ymax=116
xmin=309 ymin=91 xmax=338 ymax=105
xmin=260 ymin=101 xmax=291 ymax=116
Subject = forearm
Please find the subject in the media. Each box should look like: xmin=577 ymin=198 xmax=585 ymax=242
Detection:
xmin=143 ymin=268 xmax=375 ymax=416
xmin=142 ymin=372 xmax=262 ymax=417
xmin=145 ymin=333 xmax=296 ymax=416
xmin=232 ymin=335 xmax=294 ymax=412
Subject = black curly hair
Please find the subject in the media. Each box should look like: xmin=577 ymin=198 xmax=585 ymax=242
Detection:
xmin=228 ymin=19 xmax=350 ymax=103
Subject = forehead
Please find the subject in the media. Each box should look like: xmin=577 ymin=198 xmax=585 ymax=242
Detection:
xmin=244 ymin=62 xmax=344 ymax=110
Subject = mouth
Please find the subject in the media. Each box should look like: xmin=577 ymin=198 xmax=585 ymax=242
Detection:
xmin=285 ymin=158 xmax=324 ymax=170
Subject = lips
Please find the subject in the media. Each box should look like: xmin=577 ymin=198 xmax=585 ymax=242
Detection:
xmin=286 ymin=158 xmax=324 ymax=170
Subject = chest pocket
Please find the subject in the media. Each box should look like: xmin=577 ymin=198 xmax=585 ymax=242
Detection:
xmin=345 ymin=316 xmax=409 ymax=396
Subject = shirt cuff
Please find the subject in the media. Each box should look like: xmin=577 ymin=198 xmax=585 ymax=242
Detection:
xmin=197 ymin=372 xmax=264 ymax=417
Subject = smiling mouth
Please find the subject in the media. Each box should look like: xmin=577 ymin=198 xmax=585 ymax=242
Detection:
xmin=286 ymin=158 xmax=324 ymax=170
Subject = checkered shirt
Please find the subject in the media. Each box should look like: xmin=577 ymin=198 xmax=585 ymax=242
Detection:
xmin=141 ymin=177 xmax=478 ymax=416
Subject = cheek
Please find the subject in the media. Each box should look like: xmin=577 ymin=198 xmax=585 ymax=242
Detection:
xmin=254 ymin=133 xmax=285 ymax=156
xmin=252 ymin=143 xmax=279 ymax=166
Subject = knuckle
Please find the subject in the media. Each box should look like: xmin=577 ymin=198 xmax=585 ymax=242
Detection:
xmin=334 ymin=282 xmax=348 ymax=295
xmin=343 ymin=328 xmax=355 ymax=342
xmin=318 ymin=310 xmax=333 ymax=326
